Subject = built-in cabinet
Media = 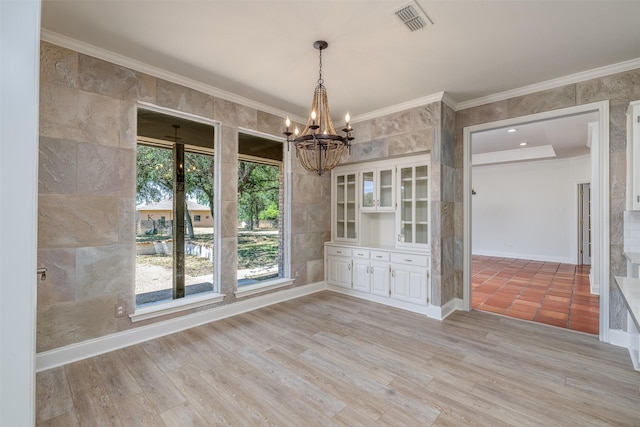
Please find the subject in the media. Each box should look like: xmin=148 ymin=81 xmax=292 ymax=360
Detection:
xmin=627 ymin=100 xmax=640 ymax=210
xmin=326 ymin=154 xmax=431 ymax=311
xmin=325 ymin=243 xmax=430 ymax=307
xmin=360 ymin=167 xmax=395 ymax=212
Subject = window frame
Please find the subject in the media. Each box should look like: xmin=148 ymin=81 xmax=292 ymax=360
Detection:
xmin=235 ymin=129 xmax=292 ymax=297
xmin=131 ymin=103 xmax=222 ymax=320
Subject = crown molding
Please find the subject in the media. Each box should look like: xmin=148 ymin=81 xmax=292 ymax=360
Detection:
xmin=456 ymin=57 xmax=640 ymax=111
xmin=40 ymin=29 xmax=307 ymax=124
xmin=40 ymin=29 xmax=640 ymax=124
xmin=350 ymin=91 xmax=447 ymax=124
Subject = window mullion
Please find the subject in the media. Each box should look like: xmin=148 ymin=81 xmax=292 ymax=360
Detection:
xmin=174 ymin=143 xmax=186 ymax=299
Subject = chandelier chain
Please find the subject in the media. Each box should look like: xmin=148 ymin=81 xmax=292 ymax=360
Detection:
xmin=318 ymin=47 xmax=324 ymax=86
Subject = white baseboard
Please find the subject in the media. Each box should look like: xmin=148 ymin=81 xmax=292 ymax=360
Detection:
xmin=608 ymin=328 xmax=630 ymax=348
xmin=326 ymin=285 xmax=465 ymax=321
xmin=327 ymin=285 xmax=431 ymax=316
xmin=589 ymin=272 xmax=599 ymax=295
xmin=36 ymin=281 xmax=325 ymax=372
xmin=428 ymin=298 xmax=465 ymax=320
xmin=472 ymin=251 xmax=575 ymax=265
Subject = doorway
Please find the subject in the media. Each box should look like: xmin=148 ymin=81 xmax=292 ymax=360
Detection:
xmin=463 ymin=102 xmax=610 ymax=341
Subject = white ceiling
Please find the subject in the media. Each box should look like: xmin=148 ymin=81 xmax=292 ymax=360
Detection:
xmin=41 ymin=0 xmax=640 ymax=123
xmin=471 ymin=111 xmax=598 ymax=165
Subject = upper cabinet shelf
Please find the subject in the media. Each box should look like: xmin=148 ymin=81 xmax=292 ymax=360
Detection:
xmin=331 ymin=155 xmax=430 ymax=249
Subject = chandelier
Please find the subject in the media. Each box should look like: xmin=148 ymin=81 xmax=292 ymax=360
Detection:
xmin=284 ymin=40 xmax=353 ymax=176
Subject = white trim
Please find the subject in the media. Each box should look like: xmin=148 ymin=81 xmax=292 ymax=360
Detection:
xmin=471 ymin=251 xmax=575 ymax=265
xmin=428 ymin=298 xmax=465 ymax=320
xmin=457 ymin=58 xmax=640 ymax=111
xmin=41 ymin=29 xmax=306 ymax=125
xmin=129 ymin=293 xmax=225 ymax=323
xmin=462 ymin=101 xmax=610 ymax=341
xmin=1 ymin=1 xmax=40 ymax=424
xmin=350 ymin=92 xmax=445 ymax=124
xmin=608 ymin=328 xmax=631 ymax=348
xmin=235 ymin=278 xmax=294 ymax=298
xmin=36 ymin=282 xmax=325 ymax=372
xmin=327 ymin=285 xmax=431 ymax=316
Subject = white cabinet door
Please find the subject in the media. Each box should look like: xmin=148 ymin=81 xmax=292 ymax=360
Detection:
xmin=327 ymin=256 xmax=352 ymax=288
xmin=352 ymin=259 xmax=371 ymax=292
xmin=396 ymin=162 xmax=429 ymax=248
xmin=391 ymin=264 xmax=427 ymax=305
xmin=360 ymin=167 xmax=395 ymax=212
xmin=333 ymin=172 xmax=358 ymax=241
xmin=370 ymin=260 xmax=390 ymax=297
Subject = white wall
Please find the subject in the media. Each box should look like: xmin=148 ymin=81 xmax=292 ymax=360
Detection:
xmin=0 ymin=1 xmax=40 ymax=425
xmin=472 ymin=154 xmax=590 ymax=264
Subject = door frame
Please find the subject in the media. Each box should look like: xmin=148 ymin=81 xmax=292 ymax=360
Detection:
xmin=577 ymin=182 xmax=592 ymax=267
xmin=462 ymin=101 xmax=610 ymax=343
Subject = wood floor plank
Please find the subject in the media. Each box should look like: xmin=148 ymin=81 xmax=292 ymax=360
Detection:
xmin=165 ymin=365 xmax=248 ymax=426
xmin=160 ymin=403 xmax=209 ymax=427
xmin=36 ymin=410 xmax=79 ymax=427
xmin=36 ymin=366 xmax=74 ymax=423
xmin=118 ymin=345 xmax=186 ymax=413
xmin=93 ymin=350 xmax=143 ymax=400
xmin=36 ymin=292 xmax=640 ymax=426
xmin=264 ymin=344 xmax=388 ymax=421
xmin=64 ymin=359 xmax=123 ymax=426
xmin=111 ymin=392 xmax=166 ymax=427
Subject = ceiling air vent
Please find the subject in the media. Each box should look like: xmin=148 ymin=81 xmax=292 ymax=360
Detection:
xmin=395 ymin=1 xmax=433 ymax=32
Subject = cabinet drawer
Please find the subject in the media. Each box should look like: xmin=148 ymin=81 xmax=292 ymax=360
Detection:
xmin=327 ymin=246 xmax=352 ymax=257
xmin=352 ymin=249 xmax=370 ymax=259
xmin=391 ymin=253 xmax=429 ymax=267
xmin=370 ymin=251 xmax=390 ymax=262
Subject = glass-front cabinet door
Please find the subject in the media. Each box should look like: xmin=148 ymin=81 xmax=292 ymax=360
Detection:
xmin=397 ymin=163 xmax=429 ymax=248
xmin=360 ymin=167 xmax=395 ymax=212
xmin=361 ymin=171 xmax=375 ymax=210
xmin=334 ymin=172 xmax=358 ymax=241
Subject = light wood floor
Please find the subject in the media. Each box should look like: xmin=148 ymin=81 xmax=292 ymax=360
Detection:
xmin=37 ymin=292 xmax=640 ymax=426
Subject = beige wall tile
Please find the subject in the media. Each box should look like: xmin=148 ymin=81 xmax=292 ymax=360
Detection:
xmin=38 ymin=195 xmax=119 ymax=248
xmin=507 ymin=85 xmax=576 ymax=117
xmin=37 ymin=295 xmax=117 ymax=352
xmin=39 ymin=137 xmax=78 ymax=195
xmin=77 ymin=143 xmax=135 ymax=197
xmin=78 ymin=54 xmax=153 ymax=101
xmin=76 ymin=245 xmax=135 ymax=299
xmin=37 ymin=248 xmax=76 ymax=306
xmin=40 ymin=41 xmax=78 ymax=88
xmin=214 ymin=98 xmax=257 ymax=129
xmin=257 ymin=111 xmax=286 ymax=136
xmin=40 ymin=83 xmax=122 ymax=146
xmin=156 ymin=80 xmax=214 ymax=119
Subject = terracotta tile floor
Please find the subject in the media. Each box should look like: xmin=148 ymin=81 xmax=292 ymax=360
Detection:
xmin=472 ymin=256 xmax=599 ymax=334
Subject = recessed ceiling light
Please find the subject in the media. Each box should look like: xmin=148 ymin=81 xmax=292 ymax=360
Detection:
xmin=519 ymin=142 xmax=528 ymax=146
xmin=507 ymin=128 xmax=518 ymax=133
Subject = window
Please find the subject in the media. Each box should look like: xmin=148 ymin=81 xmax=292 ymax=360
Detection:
xmin=237 ymin=133 xmax=284 ymax=287
xmin=135 ymin=108 xmax=216 ymax=307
